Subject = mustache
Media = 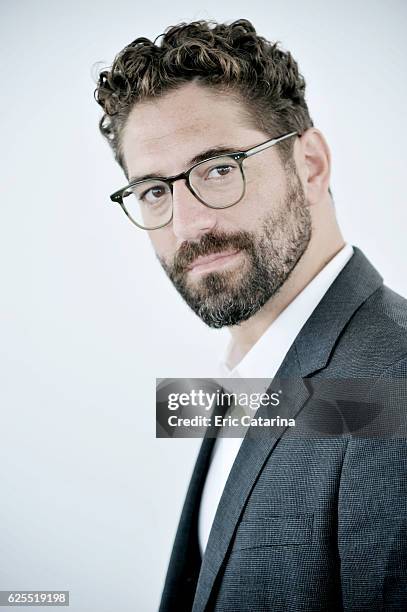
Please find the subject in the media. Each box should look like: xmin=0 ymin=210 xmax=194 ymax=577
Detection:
xmin=171 ymin=231 xmax=254 ymax=275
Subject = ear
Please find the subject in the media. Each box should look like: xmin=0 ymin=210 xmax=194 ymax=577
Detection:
xmin=296 ymin=128 xmax=331 ymax=205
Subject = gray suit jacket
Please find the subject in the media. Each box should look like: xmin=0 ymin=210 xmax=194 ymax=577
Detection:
xmin=159 ymin=247 xmax=407 ymax=611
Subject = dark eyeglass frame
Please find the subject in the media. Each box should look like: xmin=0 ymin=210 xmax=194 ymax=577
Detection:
xmin=110 ymin=130 xmax=298 ymax=230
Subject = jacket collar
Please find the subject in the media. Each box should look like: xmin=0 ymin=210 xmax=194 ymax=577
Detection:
xmin=295 ymin=246 xmax=383 ymax=376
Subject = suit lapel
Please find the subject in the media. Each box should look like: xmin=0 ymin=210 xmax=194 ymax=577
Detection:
xmin=192 ymin=344 xmax=310 ymax=612
xmin=159 ymin=435 xmax=215 ymax=612
xmin=192 ymin=246 xmax=384 ymax=612
xmin=159 ymin=387 xmax=236 ymax=612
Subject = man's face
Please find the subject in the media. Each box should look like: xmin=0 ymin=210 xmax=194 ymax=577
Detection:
xmin=121 ymin=82 xmax=312 ymax=328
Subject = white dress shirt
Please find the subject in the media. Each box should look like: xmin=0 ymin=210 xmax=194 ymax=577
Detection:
xmin=198 ymin=244 xmax=354 ymax=556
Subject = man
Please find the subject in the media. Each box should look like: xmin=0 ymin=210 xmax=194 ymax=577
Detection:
xmin=94 ymin=19 xmax=407 ymax=611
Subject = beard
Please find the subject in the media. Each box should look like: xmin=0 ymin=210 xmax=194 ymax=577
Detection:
xmin=158 ymin=167 xmax=312 ymax=328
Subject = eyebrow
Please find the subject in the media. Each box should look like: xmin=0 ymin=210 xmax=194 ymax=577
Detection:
xmin=128 ymin=145 xmax=242 ymax=184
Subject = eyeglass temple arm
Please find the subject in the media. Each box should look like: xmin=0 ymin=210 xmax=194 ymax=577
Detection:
xmin=244 ymin=131 xmax=298 ymax=158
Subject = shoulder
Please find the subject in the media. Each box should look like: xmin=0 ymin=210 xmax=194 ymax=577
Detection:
xmin=328 ymin=284 xmax=407 ymax=376
xmin=364 ymin=284 xmax=407 ymax=330
xmin=357 ymin=283 xmax=407 ymax=345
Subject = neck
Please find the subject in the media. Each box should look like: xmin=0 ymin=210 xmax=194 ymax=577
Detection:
xmin=226 ymin=222 xmax=345 ymax=370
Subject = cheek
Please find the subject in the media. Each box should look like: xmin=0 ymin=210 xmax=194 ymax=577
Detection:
xmin=244 ymin=165 xmax=288 ymax=218
xmin=148 ymin=229 xmax=176 ymax=262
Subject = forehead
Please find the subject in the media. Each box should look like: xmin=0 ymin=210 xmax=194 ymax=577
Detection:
xmin=120 ymin=83 xmax=260 ymax=177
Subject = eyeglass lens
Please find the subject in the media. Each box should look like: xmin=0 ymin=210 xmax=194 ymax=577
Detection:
xmin=121 ymin=156 xmax=244 ymax=229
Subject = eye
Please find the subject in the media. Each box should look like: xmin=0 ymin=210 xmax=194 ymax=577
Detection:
xmin=138 ymin=184 xmax=169 ymax=205
xmin=206 ymin=165 xmax=235 ymax=179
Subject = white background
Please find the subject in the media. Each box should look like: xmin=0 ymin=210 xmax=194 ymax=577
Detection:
xmin=1 ymin=1 xmax=406 ymax=610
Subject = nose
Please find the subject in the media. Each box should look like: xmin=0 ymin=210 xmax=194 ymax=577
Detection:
xmin=171 ymin=179 xmax=218 ymax=241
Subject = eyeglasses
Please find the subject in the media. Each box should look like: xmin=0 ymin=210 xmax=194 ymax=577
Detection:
xmin=109 ymin=131 xmax=298 ymax=230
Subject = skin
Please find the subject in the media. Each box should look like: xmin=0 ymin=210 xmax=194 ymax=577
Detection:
xmin=121 ymin=82 xmax=345 ymax=369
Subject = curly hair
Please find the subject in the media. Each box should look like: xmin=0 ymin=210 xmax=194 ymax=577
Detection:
xmin=94 ymin=19 xmax=313 ymax=174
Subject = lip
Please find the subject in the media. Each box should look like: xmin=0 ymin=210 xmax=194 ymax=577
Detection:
xmin=188 ymin=249 xmax=241 ymax=274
